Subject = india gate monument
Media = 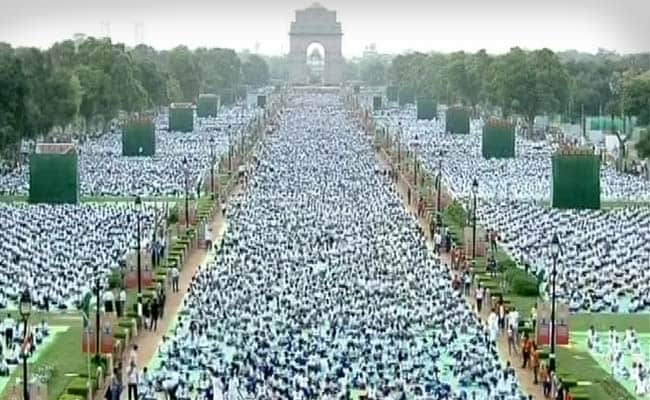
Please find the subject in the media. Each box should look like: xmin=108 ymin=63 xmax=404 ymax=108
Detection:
xmin=288 ymin=3 xmax=344 ymax=85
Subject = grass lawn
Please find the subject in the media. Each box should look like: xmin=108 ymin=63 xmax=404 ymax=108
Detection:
xmin=0 ymin=313 xmax=88 ymax=400
xmin=555 ymin=346 xmax=637 ymax=400
xmin=440 ymin=200 xmax=645 ymax=400
xmin=571 ymin=313 xmax=650 ymax=333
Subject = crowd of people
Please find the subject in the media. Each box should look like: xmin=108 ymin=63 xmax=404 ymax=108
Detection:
xmin=586 ymin=326 xmax=650 ymax=396
xmin=0 ymin=203 xmax=159 ymax=310
xmin=143 ymin=93 xmax=528 ymax=400
xmin=0 ymin=106 xmax=259 ymax=197
xmin=476 ymin=201 xmax=650 ymax=313
xmin=0 ymin=317 xmax=51 ymax=377
xmin=378 ymin=106 xmax=650 ymax=202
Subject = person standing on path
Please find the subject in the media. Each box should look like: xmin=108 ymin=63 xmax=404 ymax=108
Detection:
xmin=117 ymin=287 xmax=127 ymax=318
xmin=171 ymin=266 xmax=180 ymax=293
xmin=475 ymin=285 xmax=484 ymax=314
xmin=3 ymin=314 xmax=14 ymax=349
xmin=128 ymin=344 xmax=138 ymax=367
xmin=150 ymin=296 xmax=159 ymax=332
xmin=508 ymin=307 xmax=520 ymax=349
xmin=127 ymin=362 xmax=139 ymax=400
xmin=434 ymin=231 xmax=442 ymax=254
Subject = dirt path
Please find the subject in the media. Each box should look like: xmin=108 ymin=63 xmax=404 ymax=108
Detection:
xmin=374 ymin=146 xmax=546 ymax=399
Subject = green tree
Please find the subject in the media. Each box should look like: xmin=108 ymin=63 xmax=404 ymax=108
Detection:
xmin=48 ymin=69 xmax=82 ymax=132
xmin=168 ymin=46 xmax=202 ymax=102
xmin=195 ymin=48 xmax=241 ymax=94
xmin=635 ymin=129 xmax=650 ymax=159
xmin=266 ymin=56 xmax=288 ymax=81
xmin=623 ymin=71 xmax=650 ymax=125
xmin=490 ymin=48 xmax=569 ymax=129
xmin=241 ymin=54 xmax=270 ymax=87
xmin=359 ymin=58 xmax=388 ymax=86
xmin=0 ymin=44 xmax=27 ymax=158
xmin=15 ymin=47 xmax=55 ymax=137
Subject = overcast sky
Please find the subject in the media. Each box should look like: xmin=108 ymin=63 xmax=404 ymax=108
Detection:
xmin=1 ymin=0 xmax=649 ymax=56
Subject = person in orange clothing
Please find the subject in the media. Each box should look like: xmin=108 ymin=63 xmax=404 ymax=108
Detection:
xmin=522 ymin=333 xmax=533 ymax=368
xmin=540 ymin=363 xmax=552 ymax=397
xmin=564 ymin=387 xmax=573 ymax=400
xmin=530 ymin=342 xmax=540 ymax=384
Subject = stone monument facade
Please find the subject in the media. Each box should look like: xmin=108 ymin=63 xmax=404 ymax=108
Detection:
xmin=288 ymin=3 xmax=344 ymax=85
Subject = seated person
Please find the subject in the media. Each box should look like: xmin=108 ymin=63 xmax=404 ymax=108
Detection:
xmin=40 ymin=320 xmax=49 ymax=336
xmin=6 ymin=343 xmax=20 ymax=365
xmin=0 ymin=358 xmax=9 ymax=376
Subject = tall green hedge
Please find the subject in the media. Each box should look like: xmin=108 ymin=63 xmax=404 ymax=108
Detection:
xmin=373 ymin=96 xmax=382 ymax=111
xmin=551 ymin=153 xmax=601 ymax=209
xmin=169 ymin=103 xmax=194 ymax=132
xmin=29 ymin=150 xmax=79 ymax=204
xmin=257 ymin=95 xmax=267 ymax=108
xmin=416 ymin=97 xmax=437 ymax=120
xmin=197 ymin=94 xmax=219 ymax=118
xmin=219 ymin=89 xmax=235 ymax=106
xmin=398 ymin=87 xmax=415 ymax=106
xmin=122 ymin=119 xmax=155 ymax=156
xmin=446 ymin=107 xmax=470 ymax=134
xmin=482 ymin=120 xmax=515 ymax=158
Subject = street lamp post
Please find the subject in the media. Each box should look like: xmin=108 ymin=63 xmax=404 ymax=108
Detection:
xmin=549 ymin=233 xmax=560 ymax=372
xmin=471 ymin=178 xmax=478 ymax=259
xmin=19 ymin=289 xmax=32 ymax=400
xmin=227 ymin=124 xmax=233 ymax=172
xmin=209 ymin=137 xmax=215 ymax=200
xmin=436 ymin=153 xmax=444 ymax=226
xmin=414 ymin=154 xmax=418 ymax=187
xmin=94 ymin=267 xmax=101 ymax=360
xmin=182 ymin=156 xmax=189 ymax=230
xmin=135 ymin=195 xmax=142 ymax=296
xmin=397 ymin=123 xmax=402 ymax=169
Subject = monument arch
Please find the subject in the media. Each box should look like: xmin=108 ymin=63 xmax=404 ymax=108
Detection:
xmin=288 ymin=3 xmax=344 ymax=85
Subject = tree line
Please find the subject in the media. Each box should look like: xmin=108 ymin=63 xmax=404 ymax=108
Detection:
xmin=0 ymin=37 xmax=270 ymax=157
xmin=346 ymin=48 xmax=649 ymax=133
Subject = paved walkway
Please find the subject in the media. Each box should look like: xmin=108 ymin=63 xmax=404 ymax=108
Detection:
xmin=374 ymin=147 xmax=546 ymax=399
xmin=120 ymin=180 xmax=243 ymax=385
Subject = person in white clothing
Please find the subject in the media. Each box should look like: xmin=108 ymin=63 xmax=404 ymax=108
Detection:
xmin=475 ymin=285 xmax=484 ymax=313
xmin=127 ymin=362 xmax=139 ymax=400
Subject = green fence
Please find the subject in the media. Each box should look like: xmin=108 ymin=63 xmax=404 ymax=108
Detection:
xmin=122 ymin=119 xmax=155 ymax=156
xmin=257 ymin=95 xmax=267 ymax=108
xmin=169 ymin=103 xmax=194 ymax=132
xmin=373 ymin=96 xmax=382 ymax=111
xmin=482 ymin=121 xmax=515 ymax=158
xmin=29 ymin=151 xmax=79 ymax=204
xmin=398 ymin=87 xmax=415 ymax=106
xmin=197 ymin=94 xmax=220 ymax=118
xmin=416 ymin=97 xmax=437 ymax=120
xmin=551 ymin=154 xmax=601 ymax=210
xmin=446 ymin=107 xmax=470 ymax=134
xmin=587 ymin=116 xmax=635 ymax=132
xmin=386 ymin=86 xmax=398 ymax=102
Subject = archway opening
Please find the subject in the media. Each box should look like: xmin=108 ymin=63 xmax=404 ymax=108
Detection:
xmin=306 ymin=42 xmax=326 ymax=84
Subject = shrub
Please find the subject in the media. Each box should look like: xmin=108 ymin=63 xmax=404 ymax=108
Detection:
xmin=66 ymin=377 xmax=90 ymax=397
xmin=59 ymin=394 xmax=85 ymax=400
xmin=167 ymin=207 xmax=179 ymax=225
xmin=445 ymin=201 xmax=467 ymax=227
xmin=113 ymin=328 xmax=128 ymax=341
xmin=511 ymin=274 xmax=539 ymax=296
xmin=107 ymin=268 xmax=122 ymax=289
